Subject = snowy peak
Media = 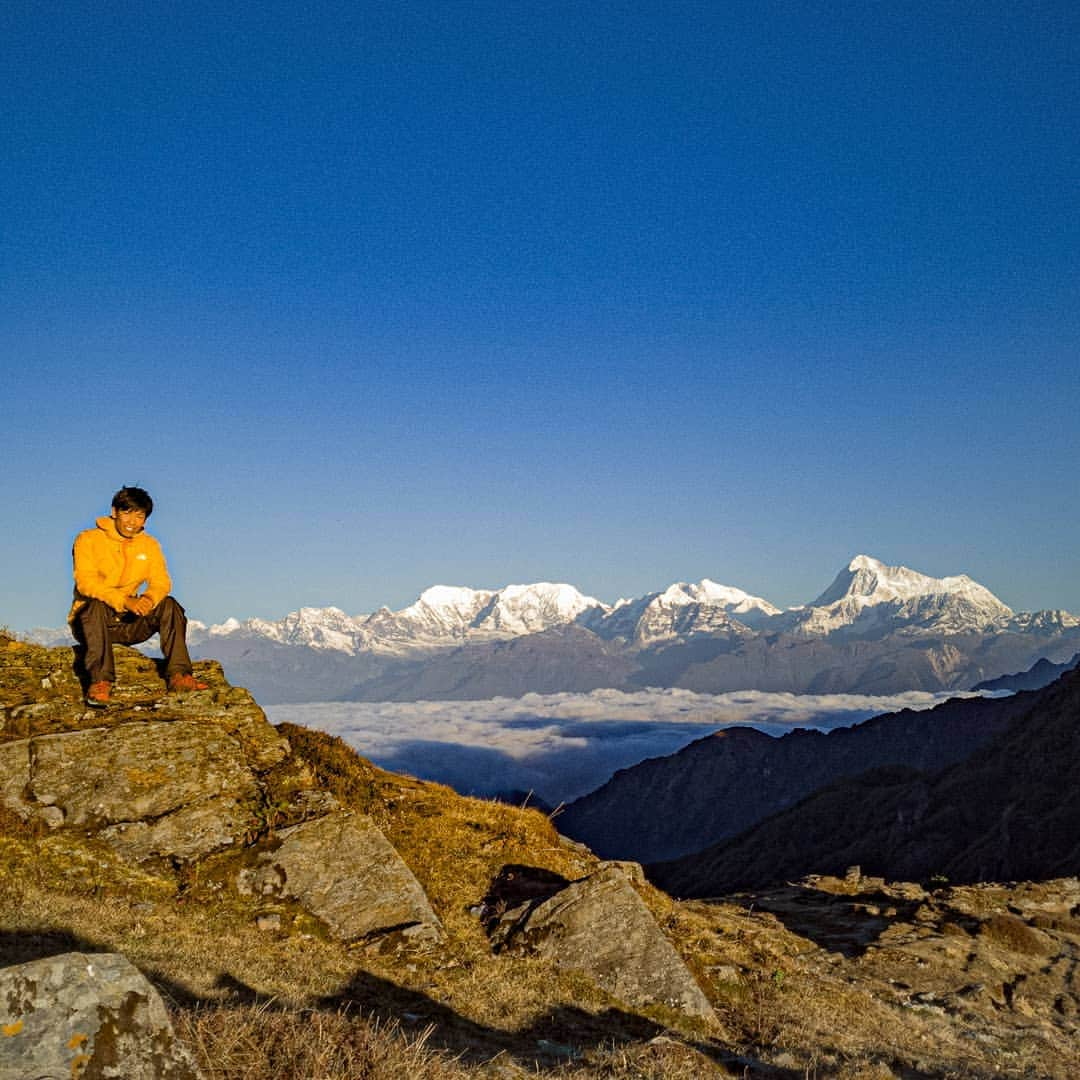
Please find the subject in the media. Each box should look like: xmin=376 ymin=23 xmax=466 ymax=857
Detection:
xmin=796 ymin=555 xmax=1014 ymax=637
xmin=479 ymin=582 xmax=604 ymax=635
xmin=687 ymin=579 xmax=781 ymax=621
xmin=381 ymin=585 xmax=495 ymax=639
xmin=211 ymin=606 xmax=368 ymax=651
xmin=358 ymin=581 xmax=606 ymax=648
xmin=594 ymin=578 xmax=781 ymax=645
xmin=416 ymin=585 xmax=490 ymax=613
xmin=813 ymin=555 xmax=992 ymax=606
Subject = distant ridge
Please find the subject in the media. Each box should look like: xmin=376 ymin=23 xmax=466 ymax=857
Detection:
xmin=650 ymin=665 xmax=1080 ymax=895
xmin=972 ymin=651 xmax=1080 ymax=692
xmin=558 ymin=688 xmax=1036 ymax=863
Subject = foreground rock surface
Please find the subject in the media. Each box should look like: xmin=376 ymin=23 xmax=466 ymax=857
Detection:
xmin=0 ymin=642 xmax=444 ymax=946
xmin=2 ymin=647 xmax=289 ymax=864
xmin=0 ymin=951 xmax=202 ymax=1079
xmin=485 ymin=863 xmax=712 ymax=1019
xmin=701 ymin=871 xmax=1080 ymax=1074
xmin=240 ymin=811 xmax=444 ymax=942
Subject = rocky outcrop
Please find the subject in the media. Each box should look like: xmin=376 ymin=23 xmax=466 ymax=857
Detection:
xmin=238 ymin=811 xmax=443 ymax=942
xmin=0 ymin=641 xmax=441 ymax=947
xmin=0 ymin=951 xmax=202 ymax=1079
xmin=4 ymin=704 xmax=287 ymax=863
xmin=27 ymin=721 xmax=263 ymax=826
xmin=483 ymin=863 xmax=712 ymax=1019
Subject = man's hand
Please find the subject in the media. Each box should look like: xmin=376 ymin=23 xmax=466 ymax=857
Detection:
xmin=124 ymin=595 xmax=155 ymax=617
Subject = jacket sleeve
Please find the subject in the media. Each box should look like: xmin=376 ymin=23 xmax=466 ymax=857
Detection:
xmin=142 ymin=539 xmax=172 ymax=607
xmin=72 ymin=531 xmax=130 ymax=612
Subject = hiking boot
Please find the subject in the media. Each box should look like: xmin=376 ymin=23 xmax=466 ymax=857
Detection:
xmin=86 ymin=681 xmax=111 ymax=708
xmin=168 ymin=672 xmax=209 ymax=693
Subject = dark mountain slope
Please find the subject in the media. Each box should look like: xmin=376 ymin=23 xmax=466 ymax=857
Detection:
xmin=972 ymin=650 xmax=1080 ymax=692
xmin=558 ymin=689 xmax=1036 ymax=863
xmin=651 ymin=667 xmax=1080 ymax=896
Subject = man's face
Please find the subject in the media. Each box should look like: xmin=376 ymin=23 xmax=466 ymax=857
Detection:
xmin=112 ymin=507 xmax=147 ymax=539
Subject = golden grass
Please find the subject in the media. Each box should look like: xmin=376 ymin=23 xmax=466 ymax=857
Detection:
xmin=174 ymin=1004 xmax=474 ymax=1080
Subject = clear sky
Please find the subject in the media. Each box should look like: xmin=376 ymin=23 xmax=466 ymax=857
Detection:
xmin=4 ymin=1 xmax=1079 ymax=630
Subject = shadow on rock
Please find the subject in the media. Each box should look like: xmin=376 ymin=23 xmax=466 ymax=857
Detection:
xmin=0 ymin=929 xmax=103 ymax=968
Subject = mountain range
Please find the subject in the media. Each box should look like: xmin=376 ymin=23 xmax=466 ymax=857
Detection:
xmin=557 ymin=687 xmax=1040 ymax=864
xmin=31 ymin=555 xmax=1080 ymax=703
xmin=649 ymin=663 xmax=1080 ymax=896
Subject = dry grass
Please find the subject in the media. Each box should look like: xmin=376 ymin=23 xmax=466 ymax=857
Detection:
xmin=174 ymin=1003 xmax=474 ymax=1080
xmin=174 ymin=1003 xmax=741 ymax=1080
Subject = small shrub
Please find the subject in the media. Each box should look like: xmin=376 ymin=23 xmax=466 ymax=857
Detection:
xmin=978 ymin=914 xmax=1048 ymax=956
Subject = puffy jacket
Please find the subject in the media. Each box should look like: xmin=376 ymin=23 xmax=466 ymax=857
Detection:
xmin=69 ymin=515 xmax=172 ymax=620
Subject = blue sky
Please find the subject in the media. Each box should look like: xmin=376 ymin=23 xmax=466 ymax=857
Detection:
xmin=4 ymin=1 xmax=1078 ymax=630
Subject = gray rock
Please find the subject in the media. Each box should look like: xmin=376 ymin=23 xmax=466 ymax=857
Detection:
xmin=0 ymin=739 xmax=30 ymax=820
xmin=489 ymin=864 xmax=712 ymax=1018
xmin=99 ymin=796 xmax=257 ymax=862
xmin=239 ymin=812 xmax=443 ymax=943
xmin=29 ymin=721 xmax=258 ymax=827
xmin=0 ymin=951 xmax=202 ymax=1079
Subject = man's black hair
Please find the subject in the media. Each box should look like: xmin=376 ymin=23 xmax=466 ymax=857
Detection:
xmin=111 ymin=486 xmax=154 ymax=516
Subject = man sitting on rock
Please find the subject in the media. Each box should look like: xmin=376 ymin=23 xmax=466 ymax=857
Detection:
xmin=69 ymin=486 xmax=207 ymax=708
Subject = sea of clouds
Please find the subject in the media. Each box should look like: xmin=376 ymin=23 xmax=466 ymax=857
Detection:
xmin=266 ymin=687 xmax=991 ymax=807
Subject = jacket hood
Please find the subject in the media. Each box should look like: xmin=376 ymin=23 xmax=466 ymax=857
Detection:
xmin=96 ymin=515 xmax=149 ymax=541
xmin=96 ymin=515 xmax=123 ymax=539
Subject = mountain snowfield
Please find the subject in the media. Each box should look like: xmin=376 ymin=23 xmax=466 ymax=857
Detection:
xmin=178 ymin=554 xmax=1077 ymax=656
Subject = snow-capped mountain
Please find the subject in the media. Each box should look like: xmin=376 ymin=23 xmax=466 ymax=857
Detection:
xmin=25 ymin=556 xmax=1080 ymax=702
xmin=373 ymin=581 xmax=606 ymax=646
xmin=594 ymin=580 xmax=781 ymax=646
xmin=190 ymin=582 xmax=608 ymax=655
xmin=782 ymin=554 xmax=1016 ymax=638
xmin=165 ymin=555 xmax=1078 ymax=659
xmin=362 ymin=586 xmax=495 ymax=644
xmin=186 ymin=608 xmax=368 ymax=652
xmin=188 ymin=576 xmax=785 ymax=655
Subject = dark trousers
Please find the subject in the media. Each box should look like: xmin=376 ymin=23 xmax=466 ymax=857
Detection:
xmin=72 ymin=596 xmax=194 ymax=685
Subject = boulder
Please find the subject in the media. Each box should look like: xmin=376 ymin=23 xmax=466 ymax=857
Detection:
xmin=484 ymin=863 xmax=712 ymax=1018
xmin=0 ymin=951 xmax=202 ymax=1079
xmin=0 ymin=738 xmax=30 ymax=819
xmin=2 ymin=644 xmax=447 ymax=950
xmin=238 ymin=811 xmax=444 ymax=943
xmin=28 ymin=721 xmax=259 ymax=828
xmin=99 ymin=796 xmax=256 ymax=862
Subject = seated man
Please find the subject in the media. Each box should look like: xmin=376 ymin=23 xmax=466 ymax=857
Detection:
xmin=70 ymin=486 xmax=207 ymax=707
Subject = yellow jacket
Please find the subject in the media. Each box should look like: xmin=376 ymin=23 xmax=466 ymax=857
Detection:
xmin=69 ymin=515 xmax=172 ymax=620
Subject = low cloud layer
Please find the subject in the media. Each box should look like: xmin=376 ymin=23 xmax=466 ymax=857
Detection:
xmin=266 ymin=687 xmax=990 ymax=806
